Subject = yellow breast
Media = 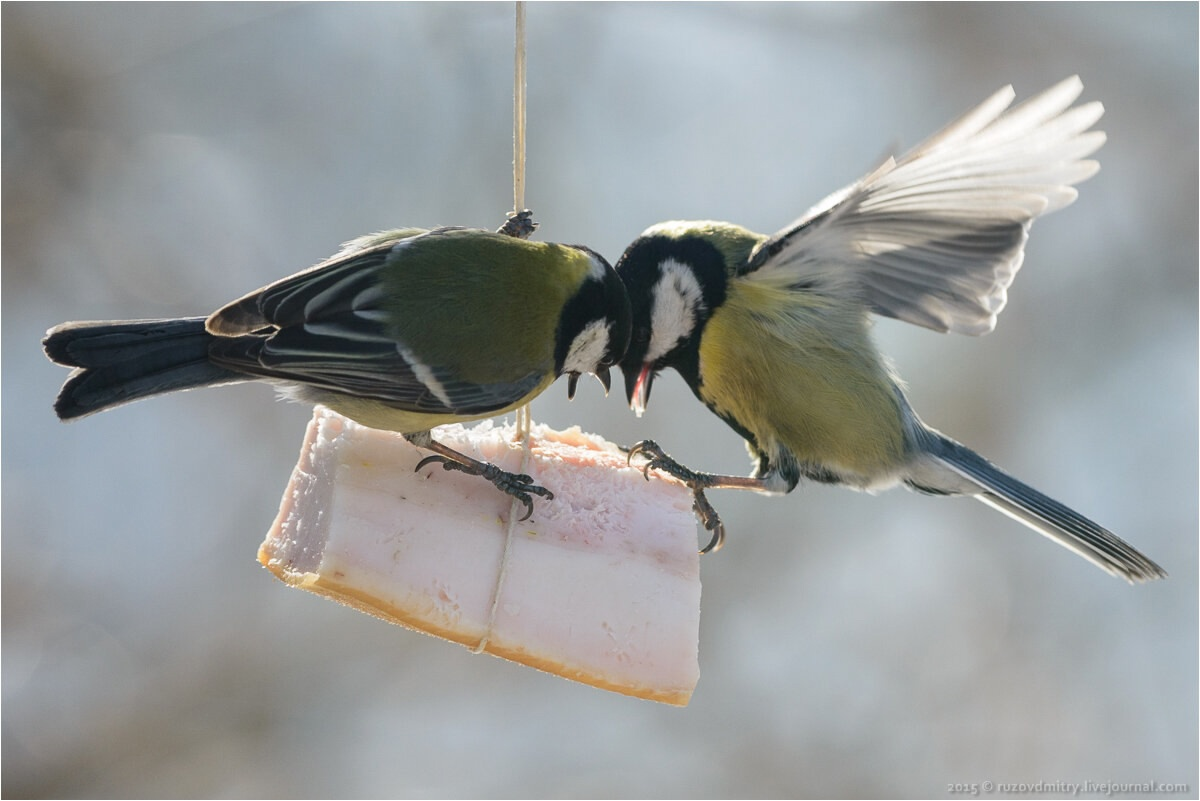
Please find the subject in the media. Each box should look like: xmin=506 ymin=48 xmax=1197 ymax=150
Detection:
xmin=698 ymin=281 xmax=908 ymax=481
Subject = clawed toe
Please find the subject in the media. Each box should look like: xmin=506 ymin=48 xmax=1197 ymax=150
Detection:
xmin=626 ymin=439 xmax=704 ymax=485
xmin=692 ymin=489 xmax=726 ymax=554
xmin=626 ymin=440 xmax=728 ymax=554
xmin=415 ymin=451 xmax=553 ymax=519
xmin=493 ymin=472 xmax=554 ymax=522
xmin=416 ymin=454 xmax=454 ymax=473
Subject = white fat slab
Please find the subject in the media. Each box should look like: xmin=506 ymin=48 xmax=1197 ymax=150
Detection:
xmin=563 ymin=319 xmax=612 ymax=375
xmin=646 ymin=258 xmax=705 ymax=363
xmin=396 ymin=345 xmax=453 ymax=408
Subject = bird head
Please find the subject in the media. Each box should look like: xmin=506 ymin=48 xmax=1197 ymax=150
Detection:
xmin=557 ymin=246 xmax=632 ymax=401
xmin=613 ymin=221 xmax=758 ymax=416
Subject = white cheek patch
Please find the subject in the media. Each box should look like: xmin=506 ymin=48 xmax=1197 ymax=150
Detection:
xmin=646 ymin=258 xmax=704 ymax=363
xmin=563 ymin=319 xmax=611 ymax=375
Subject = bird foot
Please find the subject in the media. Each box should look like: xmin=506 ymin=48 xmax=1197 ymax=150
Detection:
xmin=415 ymin=453 xmax=553 ymax=521
xmin=626 ymin=439 xmax=726 ymax=553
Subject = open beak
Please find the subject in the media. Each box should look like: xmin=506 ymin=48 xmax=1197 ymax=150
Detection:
xmin=595 ymin=366 xmax=612 ymax=395
xmin=566 ymin=368 xmax=612 ymax=401
xmin=623 ymin=363 xmax=655 ymax=418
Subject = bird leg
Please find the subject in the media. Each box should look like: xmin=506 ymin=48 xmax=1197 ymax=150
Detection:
xmin=408 ymin=433 xmax=553 ymax=521
xmin=416 ymin=210 xmax=539 ymax=514
xmin=626 ymin=439 xmax=775 ymax=554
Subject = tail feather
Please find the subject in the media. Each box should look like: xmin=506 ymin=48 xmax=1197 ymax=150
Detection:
xmin=925 ymin=433 xmax=1165 ymax=583
xmin=44 ymin=318 xmax=246 ymax=419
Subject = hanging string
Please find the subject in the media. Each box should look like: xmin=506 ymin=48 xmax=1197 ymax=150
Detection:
xmin=476 ymin=0 xmax=529 ymax=655
xmin=512 ymin=0 xmax=527 ymax=221
xmin=512 ymin=0 xmax=531 ymax=443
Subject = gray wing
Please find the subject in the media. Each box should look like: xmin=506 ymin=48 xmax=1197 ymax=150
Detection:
xmin=744 ymin=76 xmax=1105 ymax=335
xmin=205 ymin=229 xmax=542 ymax=415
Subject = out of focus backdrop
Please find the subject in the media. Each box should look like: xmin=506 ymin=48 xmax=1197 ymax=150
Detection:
xmin=4 ymin=3 xmax=1196 ymax=797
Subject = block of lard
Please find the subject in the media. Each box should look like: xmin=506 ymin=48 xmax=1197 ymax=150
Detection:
xmin=259 ymin=406 xmax=702 ymax=705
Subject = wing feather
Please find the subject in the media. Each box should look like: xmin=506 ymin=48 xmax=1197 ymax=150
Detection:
xmin=745 ymin=76 xmax=1104 ymax=335
xmin=205 ymin=228 xmax=542 ymax=415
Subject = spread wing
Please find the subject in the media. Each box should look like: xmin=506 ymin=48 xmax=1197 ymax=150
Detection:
xmin=744 ymin=76 xmax=1105 ymax=335
xmin=204 ymin=228 xmax=544 ymax=415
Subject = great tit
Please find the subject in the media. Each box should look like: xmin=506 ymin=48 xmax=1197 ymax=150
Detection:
xmin=45 ymin=223 xmax=632 ymax=517
xmin=614 ymin=76 xmax=1165 ymax=582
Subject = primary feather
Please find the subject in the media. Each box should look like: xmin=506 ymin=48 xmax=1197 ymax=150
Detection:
xmin=746 ymin=75 xmax=1104 ymax=335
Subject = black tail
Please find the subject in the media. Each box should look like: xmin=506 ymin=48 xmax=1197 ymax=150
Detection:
xmin=44 ymin=318 xmax=246 ymax=420
xmin=926 ymin=433 xmax=1166 ymax=584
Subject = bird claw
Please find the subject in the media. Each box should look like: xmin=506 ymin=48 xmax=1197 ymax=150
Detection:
xmin=692 ymin=488 xmax=726 ymax=554
xmin=627 ymin=440 xmax=704 ymax=484
xmin=415 ymin=454 xmax=553 ymax=521
xmin=626 ymin=439 xmax=727 ymax=554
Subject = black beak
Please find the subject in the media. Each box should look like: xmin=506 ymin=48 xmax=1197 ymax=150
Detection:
xmin=622 ymin=363 xmax=638 ymax=405
xmin=567 ymin=368 xmax=613 ymax=401
xmin=596 ymin=366 xmax=612 ymax=396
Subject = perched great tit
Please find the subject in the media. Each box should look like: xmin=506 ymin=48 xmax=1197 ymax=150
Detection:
xmin=45 ymin=223 xmax=632 ymax=517
xmin=615 ymin=76 xmax=1164 ymax=582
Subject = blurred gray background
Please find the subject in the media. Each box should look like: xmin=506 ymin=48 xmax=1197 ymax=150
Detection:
xmin=4 ymin=3 xmax=1196 ymax=798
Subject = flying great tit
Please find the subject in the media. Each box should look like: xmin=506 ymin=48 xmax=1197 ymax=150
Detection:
xmin=614 ymin=76 xmax=1165 ymax=582
xmin=45 ymin=223 xmax=632 ymax=517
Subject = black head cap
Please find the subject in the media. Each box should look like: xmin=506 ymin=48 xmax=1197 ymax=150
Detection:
xmin=613 ymin=230 xmax=728 ymax=409
xmin=555 ymin=246 xmax=631 ymax=399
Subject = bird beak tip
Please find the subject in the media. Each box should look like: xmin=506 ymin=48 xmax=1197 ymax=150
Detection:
xmin=630 ymin=363 xmax=652 ymax=417
xmin=596 ymin=366 xmax=612 ymax=396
